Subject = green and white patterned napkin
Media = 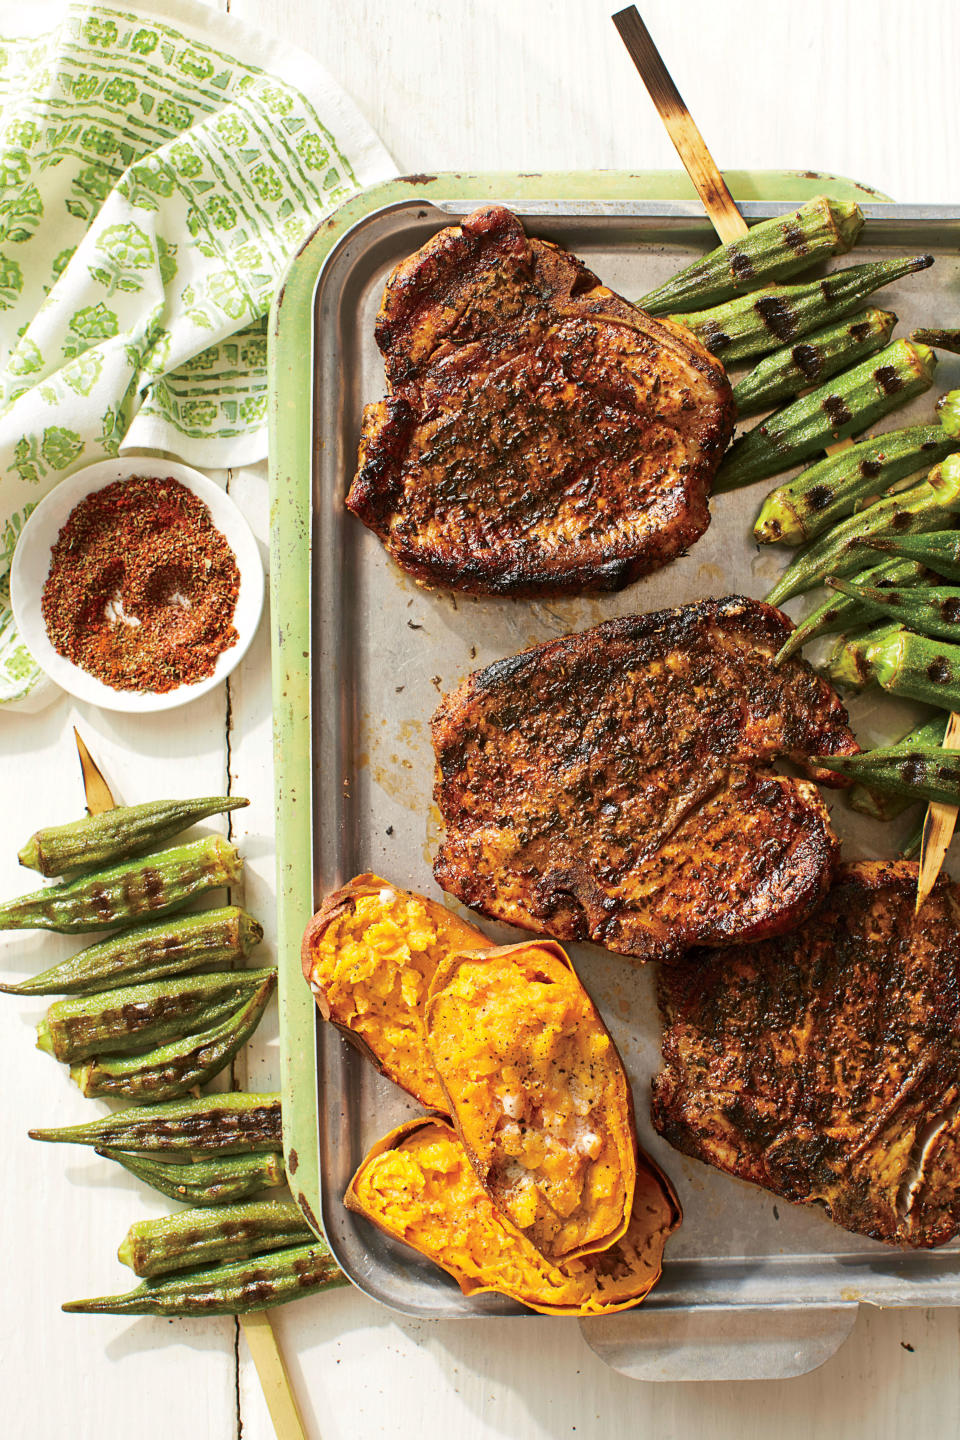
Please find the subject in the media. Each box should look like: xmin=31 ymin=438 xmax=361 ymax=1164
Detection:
xmin=0 ymin=0 xmax=395 ymax=705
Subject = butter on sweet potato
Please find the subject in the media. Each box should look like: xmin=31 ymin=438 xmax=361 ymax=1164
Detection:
xmin=345 ymin=1117 xmax=680 ymax=1316
xmin=424 ymin=941 xmax=638 ymax=1261
xmin=301 ymin=873 xmax=492 ymax=1110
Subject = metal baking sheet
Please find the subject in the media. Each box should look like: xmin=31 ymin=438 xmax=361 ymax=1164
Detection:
xmin=269 ymin=175 xmax=960 ymax=1377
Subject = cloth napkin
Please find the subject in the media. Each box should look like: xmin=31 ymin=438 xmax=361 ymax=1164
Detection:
xmin=0 ymin=0 xmax=395 ymax=705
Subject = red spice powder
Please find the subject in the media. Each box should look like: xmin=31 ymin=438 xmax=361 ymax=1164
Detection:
xmin=41 ymin=476 xmax=241 ymax=693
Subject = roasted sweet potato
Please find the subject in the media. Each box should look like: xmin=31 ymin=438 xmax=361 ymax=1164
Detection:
xmin=424 ymin=941 xmax=637 ymax=1260
xmin=345 ymin=1117 xmax=680 ymax=1316
xmin=301 ymin=874 xmax=492 ymax=1110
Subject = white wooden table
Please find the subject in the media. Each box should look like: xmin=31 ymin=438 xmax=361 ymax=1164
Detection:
xmin=3 ymin=1 xmax=960 ymax=1435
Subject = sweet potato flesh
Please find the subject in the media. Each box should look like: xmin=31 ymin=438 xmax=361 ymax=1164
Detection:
xmin=346 ymin=1119 xmax=678 ymax=1315
xmin=426 ymin=945 xmax=636 ymax=1259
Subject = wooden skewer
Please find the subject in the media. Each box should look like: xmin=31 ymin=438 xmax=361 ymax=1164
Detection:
xmin=72 ymin=730 xmax=308 ymax=1440
xmin=916 ymin=710 xmax=960 ymax=911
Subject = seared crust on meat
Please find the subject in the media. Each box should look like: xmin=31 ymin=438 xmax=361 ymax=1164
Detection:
xmin=431 ymin=596 xmax=858 ymax=964
xmin=347 ymin=205 xmax=735 ymax=595
xmin=652 ymin=862 xmax=960 ymax=1248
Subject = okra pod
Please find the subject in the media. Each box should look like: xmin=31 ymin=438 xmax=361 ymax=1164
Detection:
xmin=37 ymin=967 xmax=276 ymax=1064
xmin=765 ymin=459 xmax=960 ymax=607
xmin=0 ymin=906 xmax=263 ymax=997
xmin=822 ymin=623 xmax=905 ymax=690
xmin=912 ymin=328 xmax=960 ymax=354
xmin=62 ymin=1242 xmax=346 ymax=1316
xmin=900 ymin=816 xmax=925 ymax=859
xmin=637 ymin=197 xmax=863 ymax=315
xmin=773 ymin=559 xmax=927 ymax=663
xmin=71 ymin=972 xmax=276 ymax=1103
xmin=119 ymin=1200 xmax=313 ymax=1279
xmin=871 ymin=629 xmax=960 ymax=711
xmin=97 ymin=1148 xmax=286 ymax=1207
xmin=860 ymin=530 xmax=960 ymax=582
xmin=714 ymin=340 xmax=937 ymax=493
xmin=0 ymin=835 xmax=242 ymax=934
xmin=848 ymin=714 xmax=948 ymax=820
xmin=18 ymin=797 xmax=249 ymax=879
xmin=826 ymin=575 xmax=960 ymax=644
xmin=732 ymin=308 xmax=895 ymax=417
xmin=753 ymin=421 xmax=958 ymax=546
xmin=29 ymin=1091 xmax=282 ymax=1152
xmin=814 ymin=747 xmax=960 ymax=806
xmin=669 ymin=254 xmax=933 ymax=365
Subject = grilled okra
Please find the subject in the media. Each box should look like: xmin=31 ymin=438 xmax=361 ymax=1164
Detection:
xmin=773 ymin=558 xmax=927 ymax=663
xmin=36 ymin=967 xmax=276 ymax=1064
xmin=714 ymin=340 xmax=937 ymax=493
xmin=765 ymin=459 xmax=960 ymax=606
xmin=63 ymin=1242 xmax=345 ymax=1316
xmin=119 ymin=1200 xmax=313 ymax=1278
xmin=0 ymin=835 xmax=242 ymax=934
xmin=71 ymin=972 xmax=276 ymax=1102
xmin=815 ymin=747 xmax=960 ymax=806
xmin=822 ymin=623 xmax=906 ymax=690
xmin=0 ymin=906 xmax=263 ymax=997
xmin=871 ymin=629 xmax=960 ymax=710
xmin=18 ymin=797 xmax=249 ymax=879
xmin=861 ymin=529 xmax=960 ymax=582
xmin=912 ymin=327 xmax=960 ymax=353
xmin=754 ymin=422 xmax=958 ymax=546
xmin=732 ymin=308 xmax=895 ymax=416
xmin=848 ymin=714 xmax=948 ymax=820
xmin=668 ymin=254 xmax=933 ymax=364
xmin=638 ymin=196 xmax=863 ymax=314
xmin=30 ymin=1091 xmax=282 ymax=1152
xmin=826 ymin=575 xmax=960 ymax=644
xmin=97 ymin=1148 xmax=286 ymax=1207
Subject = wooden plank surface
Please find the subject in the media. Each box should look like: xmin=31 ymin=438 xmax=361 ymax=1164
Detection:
xmin=3 ymin=0 xmax=960 ymax=1436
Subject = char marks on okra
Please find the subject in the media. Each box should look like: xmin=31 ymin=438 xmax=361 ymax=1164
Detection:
xmin=118 ymin=1200 xmax=314 ymax=1279
xmin=822 ymin=623 xmax=906 ymax=691
xmin=848 ymin=714 xmax=948 ymax=820
xmin=732 ymin=308 xmax=895 ymax=417
xmin=668 ymin=254 xmax=933 ymax=365
xmin=861 ymin=530 xmax=960 ymax=582
xmin=815 ymin=747 xmax=960 ymax=807
xmin=826 ymin=575 xmax=960 ymax=645
xmin=29 ymin=1091 xmax=283 ymax=1152
xmin=773 ymin=558 xmax=928 ymax=664
xmin=97 ymin=1148 xmax=286 ymax=1207
xmin=638 ymin=197 xmax=863 ymax=314
xmin=714 ymin=340 xmax=937 ymax=493
xmin=870 ymin=629 xmax=960 ymax=710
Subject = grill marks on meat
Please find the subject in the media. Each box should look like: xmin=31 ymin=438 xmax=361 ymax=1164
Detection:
xmin=431 ymin=596 xmax=858 ymax=964
xmin=348 ymin=206 xmax=735 ymax=595
xmin=652 ymin=862 xmax=960 ymax=1248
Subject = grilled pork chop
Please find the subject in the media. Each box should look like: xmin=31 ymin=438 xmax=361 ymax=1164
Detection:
xmin=431 ymin=596 xmax=858 ymax=964
xmin=652 ymin=862 xmax=960 ymax=1247
xmin=347 ymin=205 xmax=735 ymax=595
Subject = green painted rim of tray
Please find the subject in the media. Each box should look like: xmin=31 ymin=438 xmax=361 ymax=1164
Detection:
xmin=267 ymin=169 xmax=891 ymax=1243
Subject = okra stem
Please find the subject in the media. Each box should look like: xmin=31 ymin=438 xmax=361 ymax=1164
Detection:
xmin=0 ymin=906 xmax=263 ymax=996
xmin=119 ymin=1200 xmax=313 ymax=1278
xmin=814 ymin=747 xmax=960 ymax=806
xmin=29 ymin=1091 xmax=282 ymax=1152
xmin=773 ymin=558 xmax=926 ymax=664
xmin=714 ymin=340 xmax=937 ymax=493
xmin=669 ymin=254 xmax=933 ymax=365
xmin=732 ymin=308 xmax=895 ymax=417
xmin=0 ymin=836 xmax=242 ymax=934
xmin=638 ymin=197 xmax=863 ymax=314
xmin=18 ymin=797 xmax=249 ymax=879
xmin=96 ymin=1148 xmax=286 ymax=1207
xmin=821 ymin=623 xmax=905 ymax=691
xmin=826 ymin=575 xmax=960 ymax=644
xmin=62 ymin=1243 xmax=346 ymax=1316
xmin=71 ymin=973 xmax=276 ymax=1103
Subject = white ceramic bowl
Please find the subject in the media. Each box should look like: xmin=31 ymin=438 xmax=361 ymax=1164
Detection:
xmin=10 ymin=457 xmax=264 ymax=714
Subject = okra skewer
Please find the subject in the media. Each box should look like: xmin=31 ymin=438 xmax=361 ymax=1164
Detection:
xmin=765 ymin=459 xmax=960 ymax=607
xmin=714 ymin=340 xmax=937 ymax=493
xmin=826 ymin=575 xmax=960 ymax=644
xmin=71 ymin=972 xmax=276 ymax=1103
xmin=0 ymin=835 xmax=242 ymax=934
xmin=63 ymin=1242 xmax=346 ymax=1316
xmin=668 ymin=254 xmax=933 ymax=364
xmin=861 ymin=530 xmax=960 ymax=582
xmin=30 ymin=1091 xmax=282 ymax=1152
xmin=637 ymin=196 xmax=863 ymax=314
xmin=814 ymin=747 xmax=960 ymax=806
xmin=97 ymin=1148 xmax=287 ymax=1207
xmin=732 ymin=308 xmax=895 ymax=417
xmin=18 ymin=797 xmax=249 ymax=879
xmin=754 ymin=421 xmax=959 ymax=546
xmin=119 ymin=1200 xmax=314 ymax=1279
xmin=0 ymin=906 xmax=263 ymax=997
xmin=822 ymin=623 xmax=905 ymax=690
xmin=848 ymin=714 xmax=948 ymax=820
xmin=37 ymin=967 xmax=277 ymax=1064
xmin=773 ymin=558 xmax=927 ymax=663
xmin=871 ymin=629 xmax=960 ymax=710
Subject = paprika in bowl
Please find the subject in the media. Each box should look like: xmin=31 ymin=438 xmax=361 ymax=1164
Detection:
xmin=10 ymin=458 xmax=264 ymax=713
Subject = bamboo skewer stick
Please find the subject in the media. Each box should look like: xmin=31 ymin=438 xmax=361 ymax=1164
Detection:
xmin=72 ymin=730 xmax=308 ymax=1440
